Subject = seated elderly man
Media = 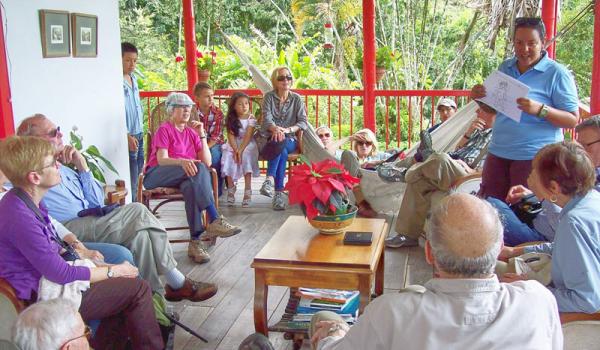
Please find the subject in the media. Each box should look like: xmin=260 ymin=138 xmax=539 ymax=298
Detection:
xmin=309 ymin=193 xmax=562 ymax=350
xmin=315 ymin=125 xmax=347 ymax=159
xmin=16 ymin=114 xmax=216 ymax=302
xmin=384 ymin=107 xmax=496 ymax=248
xmin=142 ymin=92 xmax=241 ymax=263
xmin=13 ymin=298 xmax=91 ymax=350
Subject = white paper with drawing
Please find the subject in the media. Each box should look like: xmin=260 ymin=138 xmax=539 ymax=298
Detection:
xmin=477 ymin=70 xmax=530 ymax=123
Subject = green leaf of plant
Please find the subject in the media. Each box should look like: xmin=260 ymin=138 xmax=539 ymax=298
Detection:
xmin=69 ymin=131 xmax=82 ymax=150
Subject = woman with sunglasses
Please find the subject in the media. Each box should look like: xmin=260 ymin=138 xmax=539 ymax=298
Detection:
xmin=259 ymin=66 xmax=308 ymax=210
xmin=471 ymin=17 xmax=579 ymax=201
xmin=341 ymin=129 xmax=396 ymax=217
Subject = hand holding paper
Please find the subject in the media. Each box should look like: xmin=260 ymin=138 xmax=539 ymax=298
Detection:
xmin=476 ymin=70 xmax=530 ymax=123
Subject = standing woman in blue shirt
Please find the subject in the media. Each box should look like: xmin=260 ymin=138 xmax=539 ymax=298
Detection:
xmin=501 ymin=142 xmax=600 ymax=314
xmin=471 ymin=18 xmax=579 ymax=200
xmin=122 ymin=42 xmax=145 ymax=201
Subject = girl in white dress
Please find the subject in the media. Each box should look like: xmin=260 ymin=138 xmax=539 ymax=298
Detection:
xmin=222 ymin=92 xmax=260 ymax=207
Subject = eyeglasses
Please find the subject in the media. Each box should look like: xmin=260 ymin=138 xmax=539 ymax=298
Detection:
xmin=581 ymin=139 xmax=600 ymax=148
xmin=35 ymin=156 xmax=58 ymax=172
xmin=277 ymin=75 xmax=293 ymax=82
xmin=318 ymin=133 xmax=331 ymax=138
xmin=45 ymin=126 xmax=61 ymax=138
xmin=356 ymin=141 xmax=373 ymax=147
xmin=60 ymin=325 xmax=91 ymax=348
xmin=171 ymin=104 xmax=192 ymax=109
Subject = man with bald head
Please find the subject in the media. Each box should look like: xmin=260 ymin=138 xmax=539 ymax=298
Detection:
xmin=309 ymin=193 xmax=562 ymax=350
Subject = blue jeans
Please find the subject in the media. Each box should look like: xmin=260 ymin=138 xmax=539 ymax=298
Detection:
xmin=128 ymin=133 xmax=144 ymax=202
xmin=266 ymin=138 xmax=297 ymax=191
xmin=210 ymin=143 xmax=224 ymax=197
xmin=84 ymin=242 xmax=135 ymax=265
xmin=486 ymin=197 xmax=548 ymax=246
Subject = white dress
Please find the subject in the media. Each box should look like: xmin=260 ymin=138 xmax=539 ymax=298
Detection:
xmin=221 ymin=117 xmax=260 ymax=182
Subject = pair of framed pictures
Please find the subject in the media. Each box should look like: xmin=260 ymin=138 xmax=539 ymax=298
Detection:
xmin=39 ymin=10 xmax=97 ymax=58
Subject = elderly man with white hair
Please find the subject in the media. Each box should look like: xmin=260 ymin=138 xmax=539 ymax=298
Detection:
xmin=16 ymin=110 xmax=217 ymax=303
xmin=13 ymin=298 xmax=90 ymax=350
xmin=309 ymin=193 xmax=562 ymax=350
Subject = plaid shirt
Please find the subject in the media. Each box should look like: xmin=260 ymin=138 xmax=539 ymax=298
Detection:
xmin=197 ymin=105 xmax=225 ymax=144
xmin=448 ymin=128 xmax=492 ymax=169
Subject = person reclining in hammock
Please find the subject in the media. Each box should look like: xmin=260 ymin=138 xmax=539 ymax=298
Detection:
xmin=382 ymin=107 xmax=496 ymax=248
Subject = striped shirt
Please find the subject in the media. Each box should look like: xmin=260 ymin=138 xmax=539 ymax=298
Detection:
xmin=449 ymin=128 xmax=492 ymax=169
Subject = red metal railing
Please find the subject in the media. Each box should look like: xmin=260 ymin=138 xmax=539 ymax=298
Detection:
xmin=140 ymin=89 xmax=470 ymax=150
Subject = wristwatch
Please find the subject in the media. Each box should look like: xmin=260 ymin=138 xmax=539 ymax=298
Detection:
xmin=537 ymin=104 xmax=549 ymax=118
xmin=107 ymin=266 xmax=114 ymax=279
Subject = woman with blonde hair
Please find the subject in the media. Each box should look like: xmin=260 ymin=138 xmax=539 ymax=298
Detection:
xmin=259 ymin=66 xmax=308 ymax=210
xmin=340 ymin=128 xmax=396 ymax=217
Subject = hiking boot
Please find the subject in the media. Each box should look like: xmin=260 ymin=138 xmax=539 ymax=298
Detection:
xmin=272 ymin=191 xmax=286 ymax=211
xmin=187 ymin=240 xmax=210 ymax=264
xmin=385 ymin=234 xmax=419 ymax=248
xmin=206 ymin=215 xmax=241 ymax=238
xmin=164 ymin=278 xmax=218 ymax=302
xmin=260 ymin=179 xmax=274 ymax=198
xmin=377 ymin=163 xmax=408 ymax=183
xmin=414 ymin=130 xmax=433 ymax=162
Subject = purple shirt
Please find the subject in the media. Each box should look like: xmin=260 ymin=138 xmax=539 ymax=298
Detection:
xmin=146 ymin=121 xmax=202 ymax=169
xmin=0 ymin=190 xmax=90 ymax=300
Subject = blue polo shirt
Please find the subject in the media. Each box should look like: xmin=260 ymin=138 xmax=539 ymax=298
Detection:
xmin=123 ymin=73 xmax=144 ymax=135
xmin=489 ymin=52 xmax=579 ymax=160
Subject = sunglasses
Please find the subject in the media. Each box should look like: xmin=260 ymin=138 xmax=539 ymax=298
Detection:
xmin=515 ymin=17 xmax=543 ymax=26
xmin=356 ymin=141 xmax=373 ymax=147
xmin=318 ymin=133 xmax=331 ymax=138
xmin=277 ymin=75 xmax=293 ymax=82
xmin=46 ymin=126 xmax=61 ymax=138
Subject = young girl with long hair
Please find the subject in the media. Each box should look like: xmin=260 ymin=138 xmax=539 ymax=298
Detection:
xmin=222 ymin=92 xmax=260 ymax=207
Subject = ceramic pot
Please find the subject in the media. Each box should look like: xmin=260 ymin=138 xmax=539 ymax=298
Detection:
xmin=307 ymin=205 xmax=358 ymax=235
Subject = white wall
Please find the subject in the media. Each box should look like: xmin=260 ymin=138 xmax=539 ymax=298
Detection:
xmin=2 ymin=0 xmax=130 ymax=193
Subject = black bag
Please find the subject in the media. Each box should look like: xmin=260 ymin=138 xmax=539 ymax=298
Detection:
xmin=510 ymin=193 xmax=543 ymax=228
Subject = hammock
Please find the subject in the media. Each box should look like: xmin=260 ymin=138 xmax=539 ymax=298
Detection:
xmin=303 ymin=101 xmax=480 ymax=214
xmin=220 ymin=29 xmax=480 ymax=213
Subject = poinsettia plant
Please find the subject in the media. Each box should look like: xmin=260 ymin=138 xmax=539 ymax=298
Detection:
xmin=285 ymin=155 xmax=360 ymax=220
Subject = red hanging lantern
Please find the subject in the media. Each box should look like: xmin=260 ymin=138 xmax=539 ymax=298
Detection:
xmin=323 ymin=22 xmax=334 ymax=49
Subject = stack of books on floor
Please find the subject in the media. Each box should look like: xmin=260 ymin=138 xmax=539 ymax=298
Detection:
xmin=269 ymin=288 xmax=360 ymax=333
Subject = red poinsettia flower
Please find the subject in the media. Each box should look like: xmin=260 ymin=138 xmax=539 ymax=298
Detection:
xmin=175 ymin=54 xmax=184 ymax=63
xmin=285 ymin=156 xmax=359 ymax=220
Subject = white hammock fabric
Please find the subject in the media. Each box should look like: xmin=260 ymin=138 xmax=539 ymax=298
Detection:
xmin=219 ymin=30 xmax=480 ymax=213
xmin=304 ymin=101 xmax=480 ymax=214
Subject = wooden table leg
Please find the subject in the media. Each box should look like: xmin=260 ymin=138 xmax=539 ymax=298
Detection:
xmin=375 ymin=249 xmax=385 ymax=296
xmin=254 ymin=270 xmax=269 ymax=336
xmin=358 ymin=274 xmax=371 ymax=315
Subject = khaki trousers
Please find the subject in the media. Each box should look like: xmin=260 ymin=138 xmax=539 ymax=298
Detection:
xmin=395 ymin=153 xmax=468 ymax=239
xmin=65 ymin=203 xmax=177 ymax=293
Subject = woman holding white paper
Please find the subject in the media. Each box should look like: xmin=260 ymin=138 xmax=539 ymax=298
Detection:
xmin=471 ymin=17 xmax=579 ymax=200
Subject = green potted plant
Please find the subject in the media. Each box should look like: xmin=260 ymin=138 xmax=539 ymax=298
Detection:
xmin=285 ymin=156 xmax=360 ymax=234
xmin=375 ymin=46 xmax=394 ymax=82
xmin=196 ymin=50 xmax=217 ymax=82
xmin=69 ymin=127 xmax=118 ymax=184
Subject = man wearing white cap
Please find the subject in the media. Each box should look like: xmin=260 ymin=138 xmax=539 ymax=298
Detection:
xmin=428 ymin=98 xmax=457 ymax=133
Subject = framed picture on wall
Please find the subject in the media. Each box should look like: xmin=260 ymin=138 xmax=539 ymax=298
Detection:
xmin=71 ymin=13 xmax=97 ymax=57
xmin=39 ymin=10 xmax=70 ymax=58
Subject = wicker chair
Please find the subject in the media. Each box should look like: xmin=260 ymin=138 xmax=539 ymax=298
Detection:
xmin=137 ymin=101 xmax=219 ymax=243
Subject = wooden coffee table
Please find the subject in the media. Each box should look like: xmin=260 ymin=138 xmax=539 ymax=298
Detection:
xmin=251 ymin=215 xmax=388 ymax=336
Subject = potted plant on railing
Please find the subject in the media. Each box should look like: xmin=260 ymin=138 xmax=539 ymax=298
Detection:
xmin=375 ymin=46 xmax=394 ymax=82
xmin=285 ymin=155 xmax=360 ymax=234
xmin=196 ymin=50 xmax=217 ymax=82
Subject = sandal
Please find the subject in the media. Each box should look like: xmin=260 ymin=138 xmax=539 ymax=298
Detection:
xmin=242 ymin=189 xmax=252 ymax=207
xmin=227 ymin=186 xmax=236 ymax=206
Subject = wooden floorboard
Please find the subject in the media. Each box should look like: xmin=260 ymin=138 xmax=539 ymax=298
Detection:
xmin=155 ymin=176 xmax=432 ymax=349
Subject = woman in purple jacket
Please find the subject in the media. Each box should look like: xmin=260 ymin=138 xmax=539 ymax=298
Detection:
xmin=0 ymin=136 xmax=163 ymax=350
